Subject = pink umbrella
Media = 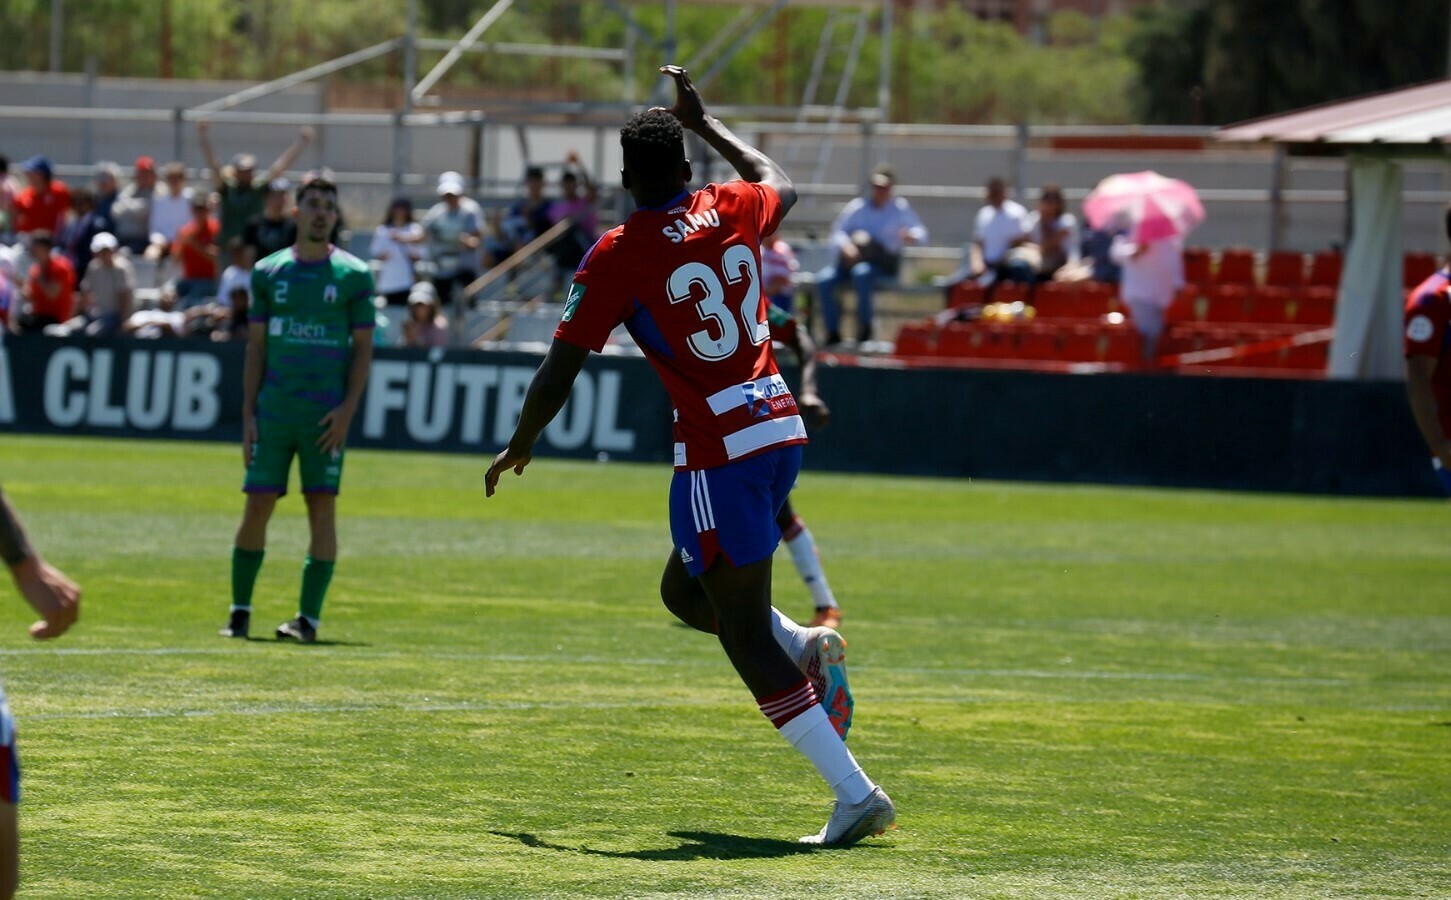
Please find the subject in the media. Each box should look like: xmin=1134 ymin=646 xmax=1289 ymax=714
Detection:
xmin=1083 ymin=170 xmax=1205 ymax=243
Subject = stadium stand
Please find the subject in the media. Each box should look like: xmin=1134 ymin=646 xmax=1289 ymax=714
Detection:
xmin=887 ymin=245 xmax=1393 ymax=378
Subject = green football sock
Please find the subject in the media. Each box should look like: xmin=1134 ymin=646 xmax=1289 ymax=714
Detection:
xmin=231 ymin=547 xmax=265 ymax=611
xmin=298 ymin=556 xmax=335 ymax=625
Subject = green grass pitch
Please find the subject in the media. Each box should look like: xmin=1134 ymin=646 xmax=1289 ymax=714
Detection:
xmin=0 ymin=433 xmax=1447 ymax=898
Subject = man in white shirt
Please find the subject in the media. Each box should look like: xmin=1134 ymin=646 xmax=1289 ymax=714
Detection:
xmin=812 ymin=165 xmax=927 ymax=346
xmin=970 ymin=177 xmax=1031 ymax=282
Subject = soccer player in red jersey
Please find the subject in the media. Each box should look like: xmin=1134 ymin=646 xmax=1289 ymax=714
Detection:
xmin=1404 ymin=206 xmax=1451 ymax=496
xmin=486 ymin=66 xmax=894 ymax=846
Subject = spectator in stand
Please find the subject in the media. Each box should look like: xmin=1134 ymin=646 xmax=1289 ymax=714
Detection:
xmin=197 ymin=120 xmax=314 ymax=246
xmin=58 ymin=186 xmax=114 ymax=282
xmin=370 ymin=197 xmax=424 ymax=306
xmin=1025 ymin=184 xmax=1079 ymax=282
xmin=0 ymin=252 xmax=17 ymax=329
xmin=208 ymin=239 xmax=252 ymax=343
xmin=0 ymin=156 xmax=16 ymax=242
xmin=1110 ymin=226 xmax=1184 ymax=363
xmin=147 ymin=162 xmax=193 ymax=257
xmin=242 ymin=178 xmax=297 ymax=266
xmin=497 ymin=165 xmax=553 ymax=263
xmin=422 ymin=172 xmax=483 ymax=309
xmin=15 ymin=231 xmax=75 ymax=333
xmin=77 ymin=232 xmax=133 ymax=338
xmin=1079 ymin=224 xmax=1124 ymax=285
xmin=813 ymin=163 xmax=927 ymax=345
xmin=762 ymin=232 xmax=800 ymax=313
xmin=111 ymin=157 xmax=160 ymax=255
xmin=215 ymin=237 xmax=251 ymax=310
xmin=13 ymin=157 xmax=71 ymax=237
xmin=93 ymin=162 xmax=121 ymax=221
xmin=546 ymin=151 xmax=599 ymax=284
xmin=402 ymin=282 xmax=449 ymax=348
xmin=121 ymin=285 xmax=215 ymax=339
xmin=945 ymin=176 xmax=1032 ymax=301
xmin=1403 ymin=206 xmax=1451 ymax=496
xmin=174 ymin=192 xmax=221 ymax=309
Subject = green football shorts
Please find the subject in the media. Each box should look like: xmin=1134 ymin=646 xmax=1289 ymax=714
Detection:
xmin=243 ymin=417 xmax=345 ymax=496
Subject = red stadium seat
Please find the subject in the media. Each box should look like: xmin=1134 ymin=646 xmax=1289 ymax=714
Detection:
xmin=1287 ymin=293 xmax=1336 ymax=326
xmin=1182 ymin=247 xmax=1213 ymax=287
xmin=1264 ymin=251 xmax=1307 ymax=288
xmin=1215 ymin=248 xmax=1257 ymax=286
xmin=1403 ymin=252 xmax=1439 ymax=289
xmin=1308 ymin=251 xmax=1342 ymax=287
xmin=947 ymin=280 xmax=984 ymax=309
xmin=894 ymin=321 xmax=937 ymax=357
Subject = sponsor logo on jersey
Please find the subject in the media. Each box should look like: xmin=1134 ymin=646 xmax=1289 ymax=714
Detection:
xmin=270 ymin=317 xmax=332 ymax=343
xmin=562 ymin=282 xmax=586 ymax=322
xmin=742 ymin=378 xmax=791 ymax=418
xmin=1407 ymin=314 xmax=1435 ymax=343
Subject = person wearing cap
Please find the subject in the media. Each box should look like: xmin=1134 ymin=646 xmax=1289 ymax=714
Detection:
xmin=93 ymin=162 xmax=121 ymax=221
xmin=813 ymin=163 xmax=927 ymax=346
xmin=197 ymin=119 xmax=314 ymax=246
xmin=241 ymin=178 xmax=297 ymax=267
xmin=174 ymin=192 xmax=220 ymax=308
xmin=12 ymin=156 xmax=71 ymax=236
xmin=111 ymin=157 xmax=160 ymax=254
xmin=402 ymin=281 xmax=449 ymax=348
xmin=421 ymin=172 xmax=484 ymax=309
xmin=15 ymin=231 xmax=75 ymax=333
xmin=78 ymin=232 xmax=134 ymax=338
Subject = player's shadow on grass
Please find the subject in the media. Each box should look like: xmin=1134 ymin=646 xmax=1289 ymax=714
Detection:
xmin=490 ymin=830 xmax=819 ymax=860
xmin=243 ymin=637 xmax=371 ymax=647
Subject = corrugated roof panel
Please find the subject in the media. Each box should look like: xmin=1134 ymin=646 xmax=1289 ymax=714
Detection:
xmin=1324 ymin=106 xmax=1451 ymax=143
xmin=1215 ymin=79 xmax=1451 ymax=144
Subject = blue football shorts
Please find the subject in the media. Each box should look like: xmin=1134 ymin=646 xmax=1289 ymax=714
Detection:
xmin=669 ymin=444 xmax=802 ymax=578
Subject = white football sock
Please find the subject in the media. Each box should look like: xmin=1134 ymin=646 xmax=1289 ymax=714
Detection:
xmin=770 ymin=607 xmax=811 ymax=660
xmin=785 ymin=525 xmax=837 ymax=610
xmin=778 ymin=703 xmax=874 ymax=804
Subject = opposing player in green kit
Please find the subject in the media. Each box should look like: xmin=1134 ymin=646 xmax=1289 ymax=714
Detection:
xmin=221 ymin=177 xmax=376 ymax=643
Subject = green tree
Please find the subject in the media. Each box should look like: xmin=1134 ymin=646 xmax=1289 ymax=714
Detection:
xmin=1128 ymin=0 xmax=1450 ymax=124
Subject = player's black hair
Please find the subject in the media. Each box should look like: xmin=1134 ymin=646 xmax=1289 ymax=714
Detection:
xmin=297 ymin=176 xmax=338 ymax=205
xmin=1444 ymin=203 xmax=1451 ymax=245
xmin=620 ymin=109 xmax=685 ymax=178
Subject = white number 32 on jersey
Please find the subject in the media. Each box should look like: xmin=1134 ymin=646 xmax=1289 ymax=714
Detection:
xmin=667 ymin=244 xmax=770 ymax=362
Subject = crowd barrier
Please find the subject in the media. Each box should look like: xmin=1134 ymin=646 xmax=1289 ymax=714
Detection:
xmin=0 ymin=335 xmax=1438 ymax=497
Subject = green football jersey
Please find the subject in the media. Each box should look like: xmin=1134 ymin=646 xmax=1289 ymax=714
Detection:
xmin=250 ymin=247 xmax=376 ymax=421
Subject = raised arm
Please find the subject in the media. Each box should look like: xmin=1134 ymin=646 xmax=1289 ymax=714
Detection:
xmin=197 ymin=119 xmax=226 ymax=190
xmin=265 ymin=126 xmax=315 ymax=184
xmin=658 ymin=65 xmax=797 ymax=216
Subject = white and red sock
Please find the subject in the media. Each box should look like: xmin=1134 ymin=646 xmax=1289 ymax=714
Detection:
xmin=770 ymin=607 xmax=811 ymax=661
xmin=783 ymin=516 xmax=837 ymax=611
xmin=758 ymin=679 xmax=874 ymax=805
